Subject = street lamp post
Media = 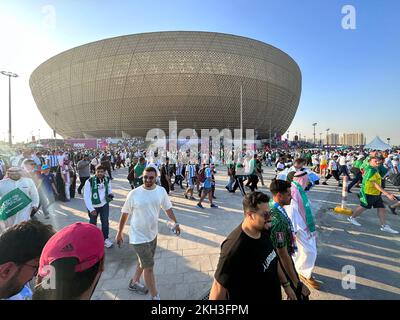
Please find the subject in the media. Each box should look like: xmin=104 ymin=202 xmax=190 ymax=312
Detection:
xmin=312 ymin=123 xmax=317 ymax=145
xmin=326 ymin=128 xmax=330 ymax=149
xmin=387 ymin=138 xmax=391 ymax=147
xmin=240 ymin=83 xmax=242 ymax=150
xmin=319 ymin=132 xmax=322 ymax=146
xmin=1 ymin=71 xmax=19 ymax=146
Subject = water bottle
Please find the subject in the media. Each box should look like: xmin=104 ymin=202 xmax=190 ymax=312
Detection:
xmin=167 ymin=221 xmax=179 ymax=235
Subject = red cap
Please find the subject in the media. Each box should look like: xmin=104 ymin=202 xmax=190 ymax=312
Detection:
xmin=39 ymin=222 xmax=104 ymax=277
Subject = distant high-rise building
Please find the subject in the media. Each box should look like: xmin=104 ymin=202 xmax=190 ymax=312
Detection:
xmin=327 ymin=133 xmax=340 ymax=145
xmin=341 ymin=133 xmax=366 ymax=146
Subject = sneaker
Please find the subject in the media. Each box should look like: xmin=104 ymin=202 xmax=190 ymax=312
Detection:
xmin=189 ymin=196 xmax=196 ymax=201
xmin=212 ymin=196 xmax=217 ymax=199
xmin=388 ymin=206 xmax=397 ymax=215
xmin=210 ymin=204 xmax=218 ymax=208
xmin=151 ymin=294 xmax=161 ymax=300
xmin=347 ymin=217 xmax=362 ymax=226
xmin=347 ymin=189 xmax=352 ymax=194
xmin=197 ymin=203 xmax=204 ymax=209
xmin=322 ymin=182 xmax=328 ymax=185
xmin=380 ymin=225 xmax=399 ymax=234
xmin=128 ymin=280 xmax=149 ymax=295
xmin=104 ymin=238 xmax=113 ymax=248
xmin=184 ymin=194 xmax=188 ymax=199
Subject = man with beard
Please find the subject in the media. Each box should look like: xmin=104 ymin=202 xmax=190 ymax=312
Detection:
xmin=84 ymin=165 xmax=114 ymax=248
xmin=0 ymin=220 xmax=55 ymax=299
xmin=0 ymin=167 xmax=40 ymax=233
xmin=269 ymin=179 xmax=311 ymax=300
xmin=209 ymin=192 xmax=296 ymax=300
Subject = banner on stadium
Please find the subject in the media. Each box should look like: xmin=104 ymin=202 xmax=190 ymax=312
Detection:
xmin=65 ymin=139 xmax=98 ymax=149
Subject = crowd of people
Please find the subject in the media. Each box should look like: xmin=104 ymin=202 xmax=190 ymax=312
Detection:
xmin=0 ymin=144 xmax=399 ymax=300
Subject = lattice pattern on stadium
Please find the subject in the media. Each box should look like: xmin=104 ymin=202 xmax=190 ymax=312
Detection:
xmin=30 ymin=31 xmax=301 ymax=138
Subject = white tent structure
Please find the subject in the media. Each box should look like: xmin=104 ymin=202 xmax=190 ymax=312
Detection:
xmin=364 ymin=136 xmax=391 ymax=151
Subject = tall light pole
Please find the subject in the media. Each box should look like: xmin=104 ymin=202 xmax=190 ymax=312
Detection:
xmin=326 ymin=128 xmax=330 ymax=148
xmin=1 ymin=71 xmax=19 ymax=146
xmin=319 ymin=132 xmax=322 ymax=146
xmin=312 ymin=122 xmax=317 ymax=145
xmin=387 ymin=138 xmax=391 ymax=147
xmin=240 ymin=82 xmax=243 ymax=151
xmin=54 ymin=112 xmax=58 ymax=148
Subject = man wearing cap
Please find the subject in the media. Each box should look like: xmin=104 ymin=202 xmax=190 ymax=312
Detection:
xmin=348 ymin=156 xmax=399 ymax=234
xmin=0 ymin=167 xmax=40 ymax=233
xmin=37 ymin=165 xmax=59 ymax=219
xmin=34 ymin=222 xmax=104 ymax=300
xmin=83 ymin=165 xmax=114 ymax=248
xmin=116 ymin=166 xmax=180 ymax=300
xmin=0 ymin=220 xmax=55 ymax=300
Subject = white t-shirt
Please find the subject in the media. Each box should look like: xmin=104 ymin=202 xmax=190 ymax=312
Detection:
xmin=338 ymin=156 xmax=347 ymax=166
xmin=122 ymin=185 xmax=172 ymax=244
xmin=329 ymin=159 xmax=338 ymax=171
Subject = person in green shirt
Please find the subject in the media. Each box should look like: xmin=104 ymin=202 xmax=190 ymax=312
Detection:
xmin=348 ymin=156 xmax=398 ymax=234
xmin=269 ymin=178 xmax=311 ymax=300
xmin=347 ymin=154 xmax=365 ymax=193
xmin=133 ymin=157 xmax=146 ymax=188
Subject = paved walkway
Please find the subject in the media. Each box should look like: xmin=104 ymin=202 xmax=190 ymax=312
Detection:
xmin=37 ymin=165 xmax=400 ymax=300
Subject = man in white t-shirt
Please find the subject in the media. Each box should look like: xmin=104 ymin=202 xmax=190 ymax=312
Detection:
xmin=116 ymin=166 xmax=181 ymax=300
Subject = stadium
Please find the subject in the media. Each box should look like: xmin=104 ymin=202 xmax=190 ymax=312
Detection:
xmin=29 ymin=31 xmax=302 ymax=139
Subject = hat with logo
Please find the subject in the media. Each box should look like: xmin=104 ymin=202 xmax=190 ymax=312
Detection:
xmin=41 ymin=164 xmax=50 ymax=170
xmin=39 ymin=222 xmax=104 ymax=277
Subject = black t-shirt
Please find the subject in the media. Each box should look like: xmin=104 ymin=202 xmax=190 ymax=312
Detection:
xmin=214 ymin=224 xmax=281 ymax=300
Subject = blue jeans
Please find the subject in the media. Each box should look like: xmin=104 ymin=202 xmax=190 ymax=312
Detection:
xmin=226 ymin=176 xmax=235 ymax=191
xmin=88 ymin=203 xmax=109 ymax=240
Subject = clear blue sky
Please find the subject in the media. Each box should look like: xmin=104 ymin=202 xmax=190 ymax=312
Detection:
xmin=1 ymin=0 xmax=399 ymax=144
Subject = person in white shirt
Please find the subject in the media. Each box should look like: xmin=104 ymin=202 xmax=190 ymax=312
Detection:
xmin=0 ymin=167 xmax=39 ymax=234
xmin=338 ymin=153 xmax=351 ymax=179
xmin=116 ymin=166 xmax=180 ymax=300
xmin=311 ymin=153 xmax=320 ymax=173
xmin=90 ymin=154 xmax=101 ymax=174
xmin=322 ymin=155 xmax=342 ymax=186
xmin=83 ymin=165 xmax=114 ymax=248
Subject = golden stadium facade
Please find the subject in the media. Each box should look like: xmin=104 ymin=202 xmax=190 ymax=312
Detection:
xmin=29 ymin=31 xmax=301 ymax=138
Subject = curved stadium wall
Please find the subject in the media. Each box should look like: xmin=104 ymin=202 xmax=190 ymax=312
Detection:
xmin=30 ymin=31 xmax=301 ymax=139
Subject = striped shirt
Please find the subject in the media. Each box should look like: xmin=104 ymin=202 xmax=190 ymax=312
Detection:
xmin=48 ymin=155 xmax=58 ymax=168
xmin=186 ymin=165 xmax=196 ymax=179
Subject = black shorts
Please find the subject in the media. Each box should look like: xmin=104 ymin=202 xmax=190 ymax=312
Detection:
xmin=361 ymin=195 xmax=385 ymax=209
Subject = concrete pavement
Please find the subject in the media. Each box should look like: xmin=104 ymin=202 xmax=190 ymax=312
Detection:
xmin=37 ymin=165 xmax=400 ymax=300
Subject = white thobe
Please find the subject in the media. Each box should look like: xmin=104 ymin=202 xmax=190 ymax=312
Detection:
xmin=284 ymin=199 xmax=317 ymax=279
xmin=0 ymin=178 xmax=40 ymax=233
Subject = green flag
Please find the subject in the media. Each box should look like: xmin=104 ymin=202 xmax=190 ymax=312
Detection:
xmin=0 ymin=188 xmax=32 ymax=221
xmin=359 ymin=165 xmax=378 ymax=207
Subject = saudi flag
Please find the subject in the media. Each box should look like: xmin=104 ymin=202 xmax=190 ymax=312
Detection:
xmin=0 ymin=188 xmax=32 ymax=221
